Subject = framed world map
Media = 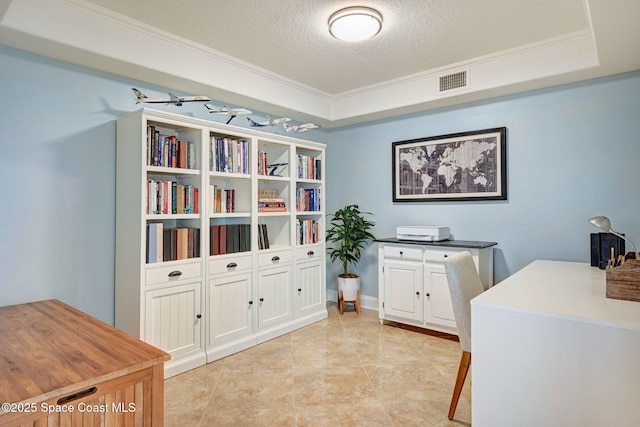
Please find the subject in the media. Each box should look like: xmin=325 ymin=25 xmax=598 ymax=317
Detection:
xmin=392 ymin=127 xmax=507 ymax=202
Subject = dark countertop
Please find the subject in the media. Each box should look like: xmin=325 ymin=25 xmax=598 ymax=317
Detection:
xmin=375 ymin=237 xmax=497 ymax=249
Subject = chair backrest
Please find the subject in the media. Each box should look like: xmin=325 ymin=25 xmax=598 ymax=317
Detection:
xmin=443 ymin=251 xmax=485 ymax=352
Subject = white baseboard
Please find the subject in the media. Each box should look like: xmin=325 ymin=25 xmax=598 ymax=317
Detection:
xmin=327 ymin=289 xmax=378 ymax=312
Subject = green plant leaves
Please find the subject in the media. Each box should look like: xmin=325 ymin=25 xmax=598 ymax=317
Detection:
xmin=326 ymin=204 xmax=375 ymax=276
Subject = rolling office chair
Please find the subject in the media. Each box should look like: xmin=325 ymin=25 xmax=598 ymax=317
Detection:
xmin=443 ymin=251 xmax=486 ymax=420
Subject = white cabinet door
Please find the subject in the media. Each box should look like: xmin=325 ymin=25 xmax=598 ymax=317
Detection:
xmin=423 ymin=261 xmax=457 ymax=331
xmin=257 ymin=265 xmax=292 ymax=329
xmin=207 ymin=272 xmax=253 ymax=348
xmin=295 ymin=259 xmax=323 ymax=316
xmin=382 ymin=260 xmax=424 ymax=323
xmin=145 ymin=282 xmax=203 ymax=360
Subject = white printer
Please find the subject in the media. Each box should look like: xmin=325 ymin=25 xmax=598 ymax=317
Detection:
xmin=396 ymin=226 xmax=450 ymax=242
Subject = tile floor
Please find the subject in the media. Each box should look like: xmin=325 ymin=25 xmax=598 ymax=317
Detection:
xmin=164 ymin=303 xmax=471 ymax=426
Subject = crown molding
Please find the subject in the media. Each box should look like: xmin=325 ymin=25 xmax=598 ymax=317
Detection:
xmin=0 ymin=0 xmax=612 ymax=127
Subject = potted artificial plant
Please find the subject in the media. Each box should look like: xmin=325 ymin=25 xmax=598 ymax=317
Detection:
xmin=326 ymin=204 xmax=376 ymax=302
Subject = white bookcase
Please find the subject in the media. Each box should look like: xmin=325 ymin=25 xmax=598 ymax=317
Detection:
xmin=115 ymin=108 xmax=327 ymax=377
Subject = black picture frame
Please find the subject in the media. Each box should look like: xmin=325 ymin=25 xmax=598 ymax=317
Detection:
xmin=392 ymin=127 xmax=507 ymax=202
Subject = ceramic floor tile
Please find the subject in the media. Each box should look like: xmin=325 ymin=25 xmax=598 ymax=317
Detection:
xmin=164 ymin=304 xmax=473 ymax=426
xmin=295 ymin=402 xmax=393 ymax=426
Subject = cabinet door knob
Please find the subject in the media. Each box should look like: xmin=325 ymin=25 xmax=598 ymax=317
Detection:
xmin=426 ymin=293 xmax=430 ymax=297
xmin=259 ymin=298 xmax=264 ymax=302
xmin=399 ymin=251 xmax=403 ymax=255
xmin=416 ymin=291 xmax=420 ymax=296
xmin=168 ymin=270 xmax=182 ymax=278
xmin=443 ymin=254 xmax=448 ymax=258
xmin=248 ymin=300 xmax=253 ymax=305
xmin=227 ymin=262 xmax=238 ymax=268
xmin=307 ymin=251 xmax=314 ymax=256
xmin=271 ymin=256 xmax=280 ymax=262
xmin=196 ymin=314 xmax=202 ymax=319
xmin=297 ymin=288 xmax=302 ymax=292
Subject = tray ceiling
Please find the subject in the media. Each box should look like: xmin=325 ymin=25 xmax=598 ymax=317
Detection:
xmin=1 ymin=0 xmax=639 ymax=127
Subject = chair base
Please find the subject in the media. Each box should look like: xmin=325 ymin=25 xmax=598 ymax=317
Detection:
xmin=338 ymin=289 xmax=360 ymax=315
xmin=448 ymin=351 xmax=471 ymax=420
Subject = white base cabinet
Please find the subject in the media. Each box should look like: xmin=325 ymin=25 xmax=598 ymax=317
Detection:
xmin=377 ymin=238 xmax=496 ymax=335
xmin=295 ymin=250 xmax=325 ymax=316
xmin=145 ymin=280 xmax=206 ymax=378
xmin=115 ymin=109 xmax=327 ymax=377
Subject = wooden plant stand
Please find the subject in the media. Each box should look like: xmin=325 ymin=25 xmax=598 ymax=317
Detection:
xmin=338 ymin=289 xmax=360 ymax=315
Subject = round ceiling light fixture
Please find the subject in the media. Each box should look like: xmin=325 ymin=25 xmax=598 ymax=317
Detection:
xmin=328 ymin=6 xmax=382 ymax=42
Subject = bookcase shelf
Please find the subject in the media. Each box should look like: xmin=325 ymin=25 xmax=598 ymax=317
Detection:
xmin=116 ymin=108 xmax=327 ymax=378
xmin=147 ymin=166 xmax=201 ymax=175
xmin=146 ymin=214 xmax=200 ymax=219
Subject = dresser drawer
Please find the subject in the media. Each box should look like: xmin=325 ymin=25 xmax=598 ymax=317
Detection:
xmin=209 ymin=253 xmax=253 ymax=275
xmin=145 ymin=261 xmax=202 ymax=285
xmin=423 ymin=248 xmax=469 ymax=262
xmin=296 ymin=244 xmax=323 ymax=261
xmin=383 ymin=245 xmax=422 ymax=261
xmin=258 ymin=249 xmax=292 ymax=267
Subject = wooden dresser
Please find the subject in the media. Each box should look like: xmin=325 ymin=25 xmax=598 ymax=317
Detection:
xmin=0 ymin=299 xmax=170 ymax=426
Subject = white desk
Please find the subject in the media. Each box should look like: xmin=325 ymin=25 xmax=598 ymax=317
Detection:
xmin=471 ymin=260 xmax=640 ymax=427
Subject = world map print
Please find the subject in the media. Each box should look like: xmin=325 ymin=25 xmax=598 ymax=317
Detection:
xmin=397 ymin=136 xmax=499 ymax=197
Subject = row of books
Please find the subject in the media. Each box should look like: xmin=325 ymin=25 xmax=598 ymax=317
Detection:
xmin=147 ymin=180 xmax=199 ymax=215
xmin=296 ymin=219 xmax=321 ymax=245
xmin=296 ymin=188 xmax=321 ymax=212
xmin=146 ymin=126 xmax=196 ymax=169
xmin=210 ymin=137 xmax=250 ymax=174
xmin=210 ymin=224 xmax=250 ymax=255
xmin=257 ymin=151 xmax=269 ymax=176
xmin=210 ymin=185 xmax=236 ymax=213
xmin=146 ymin=223 xmax=200 ymax=263
xmin=296 ymin=154 xmax=321 ymax=180
xmin=257 ymin=224 xmax=271 ymax=250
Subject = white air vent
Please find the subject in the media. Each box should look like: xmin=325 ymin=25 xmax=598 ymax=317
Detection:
xmin=439 ymin=70 xmax=468 ymax=92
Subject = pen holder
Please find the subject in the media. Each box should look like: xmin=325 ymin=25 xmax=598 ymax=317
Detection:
xmin=606 ymin=259 xmax=640 ymax=302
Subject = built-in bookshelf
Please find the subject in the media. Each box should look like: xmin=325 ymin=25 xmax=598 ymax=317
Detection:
xmin=115 ymin=108 xmax=327 ymax=378
xmin=294 ymin=145 xmax=324 ymax=249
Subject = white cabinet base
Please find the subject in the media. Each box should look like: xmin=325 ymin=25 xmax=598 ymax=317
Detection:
xmin=377 ymin=238 xmax=496 ymax=335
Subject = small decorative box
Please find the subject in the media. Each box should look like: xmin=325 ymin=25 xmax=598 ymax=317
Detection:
xmin=606 ymin=259 xmax=640 ymax=302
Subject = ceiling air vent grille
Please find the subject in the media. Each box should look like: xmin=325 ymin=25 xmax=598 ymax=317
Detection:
xmin=439 ymin=71 xmax=467 ymax=92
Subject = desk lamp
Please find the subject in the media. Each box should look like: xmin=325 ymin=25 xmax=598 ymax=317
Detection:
xmin=588 ymin=215 xmax=637 ymax=259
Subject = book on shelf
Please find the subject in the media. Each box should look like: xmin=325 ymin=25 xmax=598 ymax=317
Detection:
xmin=296 ymin=188 xmax=321 ymax=212
xmin=296 ymin=153 xmax=321 ymax=180
xmin=158 ymin=227 xmax=200 ymax=262
xmin=210 ymin=185 xmax=235 ymax=213
xmin=146 ymin=223 xmax=164 ymax=263
xmin=147 ymin=180 xmax=198 ymax=214
xmin=258 ymin=224 xmax=270 ymax=250
xmin=258 ymin=187 xmax=286 ymax=212
xmin=258 ymin=197 xmax=286 ymax=212
xmin=210 ymin=224 xmax=251 ymax=255
xmin=146 ymin=126 xmax=196 ymax=169
xmin=258 ymin=150 xmax=267 ymax=175
xmin=210 ymin=136 xmax=250 ymax=174
xmin=146 ymin=225 xmax=200 ymax=263
xmin=296 ymin=219 xmax=321 ymax=245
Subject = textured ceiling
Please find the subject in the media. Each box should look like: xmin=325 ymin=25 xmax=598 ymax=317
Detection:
xmin=2 ymin=0 xmax=638 ymax=126
xmin=83 ymin=0 xmax=588 ymax=95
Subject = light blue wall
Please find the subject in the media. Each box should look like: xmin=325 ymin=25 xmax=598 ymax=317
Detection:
xmin=2 ymin=44 xmax=639 ymax=320
xmin=325 ymin=72 xmax=640 ymax=298
xmin=0 ymin=45 xmax=326 ymax=324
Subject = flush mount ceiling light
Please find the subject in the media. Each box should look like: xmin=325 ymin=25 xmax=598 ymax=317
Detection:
xmin=328 ymin=6 xmax=382 ymax=42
